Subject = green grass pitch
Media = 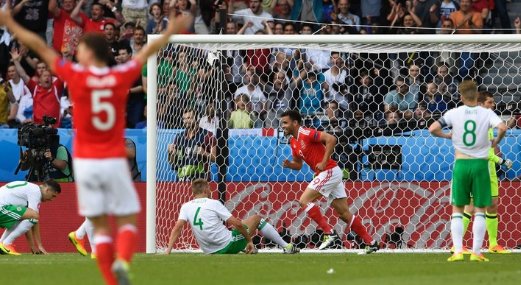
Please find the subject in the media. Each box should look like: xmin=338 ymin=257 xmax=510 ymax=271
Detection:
xmin=1 ymin=253 xmax=520 ymax=285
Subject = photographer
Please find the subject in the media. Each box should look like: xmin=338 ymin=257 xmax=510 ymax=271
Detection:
xmin=17 ymin=116 xmax=73 ymax=182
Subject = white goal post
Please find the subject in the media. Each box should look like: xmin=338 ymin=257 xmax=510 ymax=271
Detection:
xmin=147 ymin=34 xmax=521 ymax=253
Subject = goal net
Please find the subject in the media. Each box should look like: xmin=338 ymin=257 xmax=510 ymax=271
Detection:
xmin=147 ymin=35 xmax=521 ymax=253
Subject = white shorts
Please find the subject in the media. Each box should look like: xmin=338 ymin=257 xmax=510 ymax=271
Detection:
xmin=73 ymin=158 xmax=141 ymax=217
xmin=307 ymin=166 xmax=347 ymax=205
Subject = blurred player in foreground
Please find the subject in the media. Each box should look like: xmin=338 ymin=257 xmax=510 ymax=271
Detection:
xmin=0 ymin=6 xmax=193 ymax=285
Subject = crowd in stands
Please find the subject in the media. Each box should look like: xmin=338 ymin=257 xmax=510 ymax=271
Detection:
xmin=0 ymin=0 xmax=520 ymax=136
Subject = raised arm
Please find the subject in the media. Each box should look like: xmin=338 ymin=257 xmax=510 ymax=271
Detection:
xmin=70 ymin=0 xmax=86 ymax=26
xmin=48 ymin=0 xmax=60 ymax=18
xmin=10 ymin=48 xmax=31 ymax=83
xmin=1 ymin=8 xmax=59 ymax=69
xmin=12 ymin=0 xmax=30 ymax=16
xmin=133 ymin=10 xmax=194 ymax=65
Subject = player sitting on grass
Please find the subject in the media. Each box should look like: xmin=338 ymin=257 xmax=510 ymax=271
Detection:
xmin=429 ymin=80 xmax=507 ymax=262
xmin=0 ymin=180 xmax=61 ymax=255
xmin=455 ymin=91 xmax=512 ymax=254
xmin=166 ymin=179 xmax=299 ymax=254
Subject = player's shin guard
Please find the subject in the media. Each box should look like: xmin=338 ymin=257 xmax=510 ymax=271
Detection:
xmin=472 ymin=213 xmax=486 ymax=255
xmin=304 ymin=203 xmax=333 ymax=234
xmin=349 ymin=215 xmax=374 ymax=245
xmin=116 ymin=224 xmax=138 ymax=263
xmin=451 ymin=213 xmax=464 ymax=254
xmin=258 ymin=219 xmax=288 ymax=248
xmin=485 ymin=212 xmax=498 ymax=248
xmin=94 ymin=235 xmax=117 ymax=285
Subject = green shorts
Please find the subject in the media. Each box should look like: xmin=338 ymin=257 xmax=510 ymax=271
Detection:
xmin=0 ymin=205 xmax=27 ymax=229
xmin=451 ymin=159 xmax=492 ymax=208
xmin=212 ymin=229 xmax=247 ymax=254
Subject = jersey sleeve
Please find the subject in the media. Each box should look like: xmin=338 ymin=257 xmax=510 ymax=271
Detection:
xmin=209 ymin=200 xmax=232 ymax=222
xmin=52 ymin=57 xmax=74 ymax=82
xmin=26 ymin=187 xmax=41 ymax=212
xmin=489 ymin=110 xmax=503 ymax=128
xmin=177 ymin=204 xmax=189 ymax=221
xmin=306 ymin=128 xmax=321 ymax=143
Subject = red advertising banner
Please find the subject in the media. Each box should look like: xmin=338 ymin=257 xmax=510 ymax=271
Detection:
xmin=2 ymin=181 xmax=520 ymax=253
xmin=162 ymin=181 xmax=521 ymax=250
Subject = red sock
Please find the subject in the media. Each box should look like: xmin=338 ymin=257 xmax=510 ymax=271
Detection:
xmin=350 ymin=215 xmax=374 ymax=244
xmin=94 ymin=235 xmax=117 ymax=285
xmin=305 ymin=203 xmax=333 ymax=234
xmin=116 ymin=224 xmax=138 ymax=263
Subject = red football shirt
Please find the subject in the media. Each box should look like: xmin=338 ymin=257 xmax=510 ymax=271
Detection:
xmin=27 ymin=79 xmax=63 ymax=128
xmin=53 ymin=9 xmax=85 ymax=54
xmin=83 ymin=16 xmax=116 ymax=33
xmin=289 ymin=127 xmax=337 ymax=174
xmin=53 ymin=57 xmax=143 ymax=158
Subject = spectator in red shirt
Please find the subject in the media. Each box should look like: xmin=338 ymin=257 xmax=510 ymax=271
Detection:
xmin=49 ymin=0 xmax=86 ymax=55
xmin=71 ymin=0 xmax=119 ymax=33
xmin=27 ymin=70 xmax=64 ymax=128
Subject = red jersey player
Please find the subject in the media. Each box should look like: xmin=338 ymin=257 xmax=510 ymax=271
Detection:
xmin=280 ymin=110 xmax=379 ymax=253
xmin=0 ymin=7 xmax=193 ymax=285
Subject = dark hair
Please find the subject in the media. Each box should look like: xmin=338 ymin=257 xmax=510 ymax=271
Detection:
xmin=44 ymin=179 xmax=61 ymax=193
xmin=149 ymin=3 xmax=162 ymax=14
xmin=395 ymin=76 xmax=406 ymax=83
xmin=118 ymin=44 xmax=133 ymax=55
xmin=134 ymin=26 xmax=146 ymax=34
xmin=104 ymin=22 xmax=116 ymax=30
xmin=478 ymin=91 xmax=494 ymax=103
xmin=79 ymin=33 xmax=113 ymax=65
xmin=280 ymin=110 xmax=302 ymax=124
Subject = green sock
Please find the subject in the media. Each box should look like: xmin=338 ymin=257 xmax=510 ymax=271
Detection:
xmin=486 ymin=212 xmax=498 ymax=248
xmin=462 ymin=212 xmax=472 ymax=237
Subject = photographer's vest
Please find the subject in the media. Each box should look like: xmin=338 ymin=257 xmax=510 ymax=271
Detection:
xmin=30 ymin=79 xmax=62 ymax=128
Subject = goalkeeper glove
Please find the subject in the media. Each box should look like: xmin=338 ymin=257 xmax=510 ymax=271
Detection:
xmin=498 ymin=157 xmax=513 ymax=169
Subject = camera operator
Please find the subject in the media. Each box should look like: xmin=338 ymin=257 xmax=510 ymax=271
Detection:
xmin=17 ymin=116 xmax=73 ymax=182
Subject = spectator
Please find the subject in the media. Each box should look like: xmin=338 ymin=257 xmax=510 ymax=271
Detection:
xmin=272 ymin=0 xmax=292 ymax=20
xmin=117 ymin=45 xmax=145 ymax=128
xmin=471 ymin=0 xmax=493 ymax=31
xmin=433 ymin=63 xmax=459 ymax=103
xmin=146 ymin=3 xmax=167 ymax=34
xmin=492 ymin=0 xmax=511 ymax=34
xmin=406 ymin=64 xmax=422 ymax=99
xmin=439 ymin=0 xmax=459 ymax=27
xmin=265 ymin=71 xmax=292 ymax=128
xmin=167 ymin=109 xmax=216 ymax=181
xmin=121 ymin=0 xmax=148 ymax=26
xmin=290 ymin=0 xmax=323 ymax=24
xmin=323 ymin=100 xmax=348 ymax=133
xmin=301 ymin=24 xmax=331 ymax=71
xmin=361 ymin=0 xmax=382 ymax=26
xmin=352 ymin=72 xmax=383 ymax=121
xmin=413 ymin=0 xmax=440 ymax=34
xmin=234 ymin=68 xmax=267 ymax=128
xmin=229 ymin=94 xmax=253 ymax=129
xmin=449 ymin=0 xmax=482 ymax=34
xmin=229 ymin=0 xmax=274 ymax=35
xmin=60 ymin=91 xmax=73 ymax=128
xmin=296 ymin=71 xmax=324 ymax=128
xmin=71 ymin=0 xmax=119 ymax=33
xmin=199 ymin=104 xmax=218 ymax=134
xmin=12 ymin=0 xmax=50 ymax=40
xmin=421 ymin=82 xmax=449 ymax=115
xmin=384 ymin=76 xmax=416 ymax=120
xmin=130 ymin=26 xmax=146 ymax=54
xmin=273 ymin=22 xmax=284 ymax=34
xmin=334 ymin=0 xmax=361 ymax=33
xmin=49 ymin=0 xmax=85 ymax=55
xmin=385 ymin=110 xmax=402 ymax=125
xmin=0 ymin=77 xmax=15 ymax=128
xmin=104 ymin=22 xmax=120 ymax=59
xmin=6 ymin=64 xmax=33 ymax=126
xmin=323 ymin=52 xmax=349 ymax=103
xmin=515 ymin=17 xmax=521 ymax=34
xmin=120 ymin=21 xmax=136 ymax=41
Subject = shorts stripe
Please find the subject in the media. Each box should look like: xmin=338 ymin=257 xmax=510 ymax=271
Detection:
xmin=0 ymin=208 xmax=21 ymax=220
xmin=315 ymin=169 xmax=332 ymax=192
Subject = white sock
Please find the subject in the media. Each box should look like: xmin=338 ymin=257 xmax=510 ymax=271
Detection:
xmin=451 ymin=213 xmax=463 ymax=254
xmin=258 ymin=219 xmax=288 ymax=248
xmin=83 ymin=219 xmax=95 ymax=253
xmin=2 ymin=220 xmax=34 ymax=245
xmin=472 ymin=213 xmax=486 ymax=255
xmin=75 ymin=220 xmax=87 ymax=239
